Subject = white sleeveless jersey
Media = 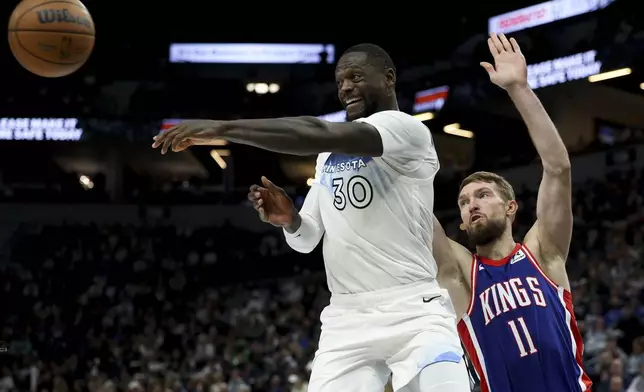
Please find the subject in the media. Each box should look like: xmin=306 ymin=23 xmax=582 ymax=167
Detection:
xmin=293 ymin=110 xmax=440 ymax=294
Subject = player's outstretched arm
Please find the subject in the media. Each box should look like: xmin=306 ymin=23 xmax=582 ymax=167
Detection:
xmin=481 ymin=33 xmax=572 ymax=265
xmin=152 ymin=112 xmax=433 ymax=168
xmin=432 ymin=215 xmax=472 ymax=317
xmin=153 ymin=116 xmax=384 ymax=157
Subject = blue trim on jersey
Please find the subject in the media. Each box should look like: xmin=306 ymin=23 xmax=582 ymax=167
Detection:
xmin=323 ymin=154 xmax=372 ymax=172
xmin=320 ymin=154 xmax=373 ymax=188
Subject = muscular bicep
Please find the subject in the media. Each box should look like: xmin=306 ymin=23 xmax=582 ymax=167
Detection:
xmin=535 ymin=168 xmax=573 ymax=260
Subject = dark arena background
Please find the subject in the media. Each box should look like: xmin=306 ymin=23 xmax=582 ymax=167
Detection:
xmin=1 ymin=1 xmax=643 ymax=391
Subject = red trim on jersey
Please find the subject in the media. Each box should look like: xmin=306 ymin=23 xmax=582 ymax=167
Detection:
xmin=522 ymin=244 xmax=593 ymax=390
xmin=563 ymin=289 xmax=593 ymax=390
xmin=521 ymin=244 xmax=558 ymax=289
xmin=465 ymin=254 xmax=478 ymax=316
xmin=477 ymin=243 xmax=521 ymax=266
xmin=457 ymin=320 xmax=490 ymax=392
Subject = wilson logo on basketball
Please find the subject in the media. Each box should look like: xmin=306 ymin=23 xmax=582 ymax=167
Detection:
xmin=36 ymin=8 xmax=92 ymax=29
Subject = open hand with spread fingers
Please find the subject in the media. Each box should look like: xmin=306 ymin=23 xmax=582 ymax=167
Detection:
xmin=152 ymin=119 xmax=222 ymax=154
xmin=481 ymin=32 xmax=528 ymax=90
xmin=247 ymin=176 xmax=297 ymax=227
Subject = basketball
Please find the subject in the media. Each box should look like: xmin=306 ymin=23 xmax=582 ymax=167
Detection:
xmin=8 ymin=0 xmax=95 ymax=78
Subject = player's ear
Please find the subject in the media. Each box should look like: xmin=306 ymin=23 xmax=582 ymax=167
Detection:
xmin=385 ymin=68 xmax=396 ymax=91
xmin=506 ymin=199 xmax=518 ymax=217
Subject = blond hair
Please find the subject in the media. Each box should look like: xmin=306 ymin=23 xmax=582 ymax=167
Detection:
xmin=459 ymin=171 xmax=516 ymax=201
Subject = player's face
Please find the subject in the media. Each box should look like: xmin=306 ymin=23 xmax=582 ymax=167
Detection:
xmin=335 ymin=52 xmax=391 ymax=121
xmin=458 ymin=181 xmax=513 ymax=246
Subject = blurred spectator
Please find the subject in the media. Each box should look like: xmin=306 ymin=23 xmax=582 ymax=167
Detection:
xmin=627 ymin=362 xmax=644 ymax=392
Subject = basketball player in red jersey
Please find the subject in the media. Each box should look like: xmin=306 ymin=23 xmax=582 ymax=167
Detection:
xmin=433 ymin=33 xmax=592 ymax=391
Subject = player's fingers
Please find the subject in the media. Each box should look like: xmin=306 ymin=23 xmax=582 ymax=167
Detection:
xmin=510 ymin=37 xmax=521 ymax=54
xmin=173 ymin=139 xmax=192 ymax=152
xmin=487 ymin=38 xmax=499 ymax=57
xmin=160 ymin=127 xmax=178 ymax=154
xmin=489 ymin=33 xmax=504 ymax=54
xmin=152 ymin=130 xmax=170 ymax=148
xmin=261 ymin=176 xmax=278 ymax=190
xmin=498 ymin=33 xmax=512 ymax=52
xmin=171 ymin=133 xmax=190 ymax=152
xmin=248 ymin=188 xmax=267 ymax=201
xmin=163 ymin=127 xmax=184 ymax=154
xmin=480 ymin=62 xmax=495 ymax=74
xmin=258 ymin=207 xmax=268 ymax=222
xmin=248 ymin=186 xmax=260 ymax=200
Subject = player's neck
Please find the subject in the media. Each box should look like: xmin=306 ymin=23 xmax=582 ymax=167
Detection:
xmin=475 ymin=232 xmax=516 ymax=260
xmin=378 ymin=95 xmax=399 ymax=112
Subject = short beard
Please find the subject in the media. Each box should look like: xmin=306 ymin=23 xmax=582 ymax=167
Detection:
xmin=466 ymin=218 xmax=506 ymax=247
xmin=345 ymin=99 xmax=379 ymax=122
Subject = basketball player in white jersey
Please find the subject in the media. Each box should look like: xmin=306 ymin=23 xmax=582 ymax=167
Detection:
xmin=153 ymin=44 xmax=469 ymax=391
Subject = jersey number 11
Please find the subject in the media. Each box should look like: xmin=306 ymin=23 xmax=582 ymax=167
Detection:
xmin=508 ymin=317 xmax=537 ymax=357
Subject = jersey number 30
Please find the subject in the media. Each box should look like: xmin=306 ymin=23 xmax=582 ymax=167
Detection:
xmin=508 ymin=317 xmax=538 ymax=357
xmin=332 ymin=176 xmax=373 ymax=210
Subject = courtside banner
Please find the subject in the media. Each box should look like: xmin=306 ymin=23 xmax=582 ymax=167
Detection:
xmin=169 ymin=43 xmax=335 ymax=64
xmin=488 ymin=0 xmax=615 ymax=35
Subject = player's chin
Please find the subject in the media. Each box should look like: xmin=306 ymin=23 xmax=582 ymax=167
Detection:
xmin=345 ymin=105 xmax=366 ymax=121
xmin=466 ymin=223 xmax=487 ymax=237
xmin=469 ymin=219 xmax=485 ymax=229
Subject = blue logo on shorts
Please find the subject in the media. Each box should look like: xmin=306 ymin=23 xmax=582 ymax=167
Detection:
xmin=418 ymin=351 xmax=462 ymax=369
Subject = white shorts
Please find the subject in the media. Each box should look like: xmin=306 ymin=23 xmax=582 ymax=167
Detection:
xmin=308 ymin=280 xmax=464 ymax=392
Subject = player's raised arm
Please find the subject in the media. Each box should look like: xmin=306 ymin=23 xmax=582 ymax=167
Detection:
xmin=481 ymin=33 xmax=572 ymax=260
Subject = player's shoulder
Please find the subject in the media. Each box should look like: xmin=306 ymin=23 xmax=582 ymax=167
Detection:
xmin=316 ymin=152 xmax=331 ymax=164
xmin=359 ymin=110 xmax=432 ymax=143
xmin=359 ymin=110 xmax=425 ymax=126
xmin=315 ymin=153 xmax=331 ymax=170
